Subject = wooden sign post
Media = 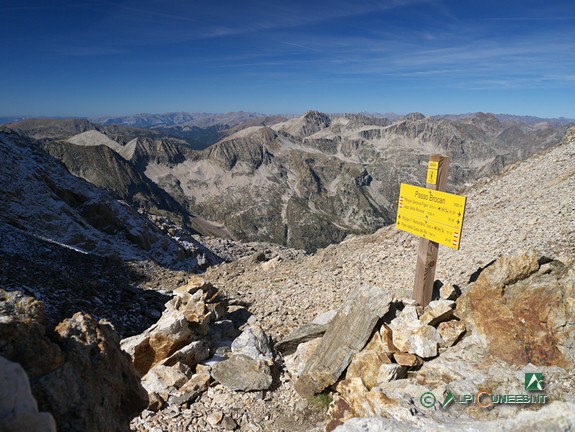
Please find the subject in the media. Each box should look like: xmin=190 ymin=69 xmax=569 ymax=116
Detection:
xmin=412 ymin=155 xmax=449 ymax=306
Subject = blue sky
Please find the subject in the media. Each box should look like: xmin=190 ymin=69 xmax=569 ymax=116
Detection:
xmin=2 ymin=0 xmax=575 ymax=118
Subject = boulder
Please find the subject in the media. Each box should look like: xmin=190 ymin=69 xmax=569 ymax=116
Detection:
xmin=0 ymin=290 xmax=147 ymax=432
xmin=231 ymin=325 xmax=273 ymax=362
xmin=40 ymin=313 xmax=148 ymax=432
xmin=294 ymin=286 xmax=394 ymax=397
xmin=311 ymin=309 xmax=338 ymax=325
xmin=376 ymin=364 xmax=407 ymax=384
xmin=275 ymin=323 xmax=329 ymax=355
xmin=208 ymin=319 xmax=241 ymax=341
xmin=168 ymin=373 xmax=211 ymax=406
xmin=284 ymin=338 xmax=321 ymax=379
xmin=333 ymin=402 xmax=575 ymax=431
xmin=393 ymin=352 xmax=423 ymax=367
xmin=380 ymin=324 xmax=399 ymax=354
xmin=437 ymin=321 xmax=466 ymax=348
xmin=0 ymin=356 xmax=56 ymax=432
xmin=419 ymin=300 xmax=455 ymax=327
xmin=458 ymin=251 xmax=574 ymax=367
xmin=389 ymin=315 xmax=442 ymax=358
xmin=158 ymin=340 xmax=209 ymax=368
xmin=326 ymin=253 xmax=575 ymax=430
xmin=121 ymin=277 xmax=222 ymax=375
xmin=328 ymin=377 xmax=418 ymax=432
xmin=345 ymin=328 xmax=395 ymax=390
xmin=121 ymin=309 xmax=194 ymax=376
xmin=346 ymin=351 xmax=391 ymax=390
xmin=211 ymin=354 xmax=273 ymax=391
xmin=0 ymin=291 xmax=64 ymax=379
xmin=141 ymin=363 xmax=191 ymax=397
xmin=439 ymin=283 xmax=459 ymax=301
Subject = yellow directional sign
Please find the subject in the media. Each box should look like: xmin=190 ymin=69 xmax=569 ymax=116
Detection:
xmin=396 ymin=183 xmax=466 ymax=250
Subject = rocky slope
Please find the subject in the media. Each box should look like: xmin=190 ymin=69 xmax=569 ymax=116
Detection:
xmin=123 ymin=126 xmax=575 ymax=431
xmin=0 ymin=130 xmax=228 ymax=338
xmin=8 ymin=112 xmax=569 ymax=252
xmin=1 ymin=119 xmax=573 ymax=432
xmin=205 ymin=126 xmax=575 ymax=339
xmin=92 ymin=111 xmax=572 ymax=251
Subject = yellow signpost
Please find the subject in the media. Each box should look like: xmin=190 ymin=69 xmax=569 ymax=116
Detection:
xmin=396 ymin=184 xmax=466 ymax=250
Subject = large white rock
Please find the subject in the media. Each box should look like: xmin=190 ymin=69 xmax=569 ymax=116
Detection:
xmin=419 ymin=300 xmax=455 ymax=327
xmin=211 ymin=354 xmax=272 ymax=391
xmin=141 ymin=363 xmax=191 ymax=397
xmin=389 ymin=315 xmax=442 ymax=358
xmin=231 ymin=325 xmax=272 ymax=361
xmin=0 ymin=356 xmax=56 ymax=432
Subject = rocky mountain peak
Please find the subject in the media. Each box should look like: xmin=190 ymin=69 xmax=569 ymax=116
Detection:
xmin=404 ymin=112 xmax=426 ymax=121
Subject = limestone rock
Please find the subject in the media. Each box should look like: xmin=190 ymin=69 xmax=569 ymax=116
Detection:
xmin=334 ymin=417 xmax=412 ymax=432
xmin=389 ymin=314 xmax=442 ymax=358
xmin=393 ymin=352 xmax=423 ymax=367
xmin=168 ymin=373 xmax=211 ymax=406
xmin=207 ymin=411 xmax=224 ymax=426
xmin=439 ymin=284 xmax=459 ymax=301
xmin=333 ymin=401 xmax=575 ymax=431
xmin=376 ymin=364 xmax=407 ymax=384
xmin=380 ymin=324 xmax=399 ymax=354
xmin=158 ymin=340 xmax=209 ymax=369
xmin=275 ymin=323 xmax=328 ymax=355
xmin=121 ymin=310 xmax=193 ymax=376
xmin=437 ymin=321 xmax=466 ymax=348
xmin=141 ymin=363 xmax=191 ymax=397
xmin=345 ymin=329 xmax=394 ymax=391
xmin=0 ymin=291 xmax=147 ymax=432
xmin=231 ymin=325 xmax=272 ymax=361
xmin=419 ymin=300 xmax=455 ymax=327
xmin=0 ymin=290 xmax=64 ymax=379
xmin=311 ymin=309 xmax=338 ymax=325
xmin=121 ymin=278 xmax=222 ymax=375
xmin=458 ymin=251 xmax=574 ymax=367
xmin=294 ymin=286 xmax=394 ymax=397
xmin=211 ymin=354 xmax=272 ymax=391
xmin=208 ymin=319 xmax=241 ymax=341
xmin=346 ymin=351 xmax=387 ymax=390
xmin=284 ymin=338 xmax=321 ymax=379
xmin=328 ymin=377 xmax=416 ymax=431
xmin=0 ymin=356 xmax=57 ymax=432
xmin=39 ymin=313 xmax=147 ymax=432
xmin=173 ymin=276 xmax=214 ymax=300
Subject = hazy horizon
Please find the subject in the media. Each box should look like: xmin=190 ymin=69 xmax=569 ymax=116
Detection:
xmin=2 ymin=110 xmax=575 ymax=124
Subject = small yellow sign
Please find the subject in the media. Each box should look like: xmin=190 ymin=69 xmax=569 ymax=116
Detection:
xmin=396 ymin=183 xmax=466 ymax=250
xmin=426 ymin=168 xmax=437 ymax=185
xmin=426 ymin=161 xmax=439 ymax=185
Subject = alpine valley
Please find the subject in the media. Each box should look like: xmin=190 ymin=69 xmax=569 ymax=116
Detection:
xmin=2 ymin=111 xmax=570 ymax=252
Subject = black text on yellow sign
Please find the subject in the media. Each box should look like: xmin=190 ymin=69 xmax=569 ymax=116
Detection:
xmin=426 ymin=161 xmax=438 ymax=185
xmin=396 ymin=183 xmax=466 ymax=250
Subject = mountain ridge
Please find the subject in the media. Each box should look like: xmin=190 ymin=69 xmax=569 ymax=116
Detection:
xmin=7 ymin=111 xmax=570 ymax=252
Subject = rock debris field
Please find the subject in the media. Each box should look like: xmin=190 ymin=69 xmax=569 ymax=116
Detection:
xmin=1 ymin=128 xmax=574 ymax=432
xmin=128 ymin=129 xmax=575 ymax=431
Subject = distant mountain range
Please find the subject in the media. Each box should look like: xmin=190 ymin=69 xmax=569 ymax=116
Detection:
xmin=3 ymin=111 xmax=571 ymax=252
xmin=3 ymin=111 xmax=573 ymax=128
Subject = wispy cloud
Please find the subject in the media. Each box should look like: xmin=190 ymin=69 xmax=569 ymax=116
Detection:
xmin=281 ymin=42 xmax=322 ymax=53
